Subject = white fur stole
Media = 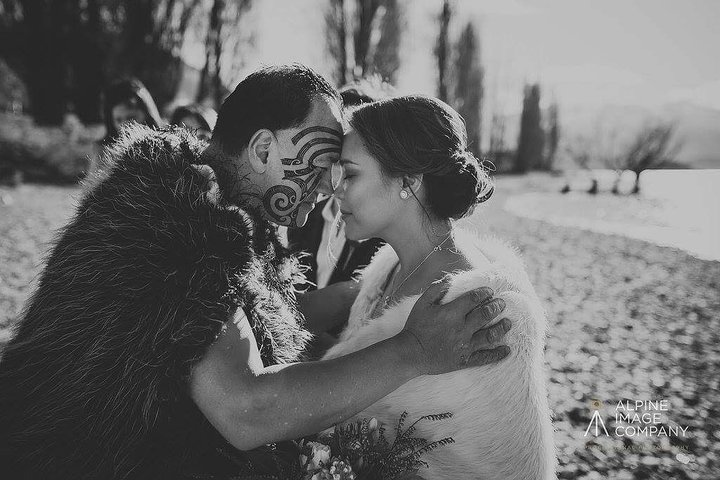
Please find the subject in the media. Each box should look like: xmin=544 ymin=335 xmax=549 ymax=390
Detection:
xmin=322 ymin=228 xmax=556 ymax=479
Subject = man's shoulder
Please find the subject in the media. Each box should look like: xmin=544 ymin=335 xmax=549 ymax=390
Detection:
xmin=84 ymin=124 xmax=208 ymax=193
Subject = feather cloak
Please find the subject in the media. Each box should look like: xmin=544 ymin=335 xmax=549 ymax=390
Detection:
xmin=0 ymin=125 xmax=312 ymax=479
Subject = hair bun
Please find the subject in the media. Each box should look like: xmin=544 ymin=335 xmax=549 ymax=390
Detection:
xmin=348 ymin=95 xmax=495 ymax=220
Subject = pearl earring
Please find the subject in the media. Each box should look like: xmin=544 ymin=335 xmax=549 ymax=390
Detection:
xmin=399 ymin=189 xmax=409 ymax=200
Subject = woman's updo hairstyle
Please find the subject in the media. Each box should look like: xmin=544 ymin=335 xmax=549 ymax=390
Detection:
xmin=348 ymin=95 xmax=494 ymax=220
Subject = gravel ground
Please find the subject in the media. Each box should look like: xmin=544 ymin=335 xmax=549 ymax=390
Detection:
xmin=0 ymin=185 xmax=78 ymax=335
xmin=475 ymin=175 xmax=720 ymax=479
xmin=1 ymin=178 xmax=718 ymax=479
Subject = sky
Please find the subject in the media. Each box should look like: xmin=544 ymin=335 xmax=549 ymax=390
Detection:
xmin=188 ymin=0 xmax=720 ymax=114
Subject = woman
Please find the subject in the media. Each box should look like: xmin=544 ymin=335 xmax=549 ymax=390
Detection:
xmin=323 ymin=96 xmax=556 ymax=479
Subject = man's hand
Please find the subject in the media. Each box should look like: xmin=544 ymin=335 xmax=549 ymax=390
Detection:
xmin=398 ymin=279 xmax=511 ymax=376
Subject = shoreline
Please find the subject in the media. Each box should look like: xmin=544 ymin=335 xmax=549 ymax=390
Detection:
xmin=504 ymin=192 xmax=720 ymax=262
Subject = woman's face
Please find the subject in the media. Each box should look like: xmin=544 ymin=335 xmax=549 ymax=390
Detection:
xmin=112 ymin=102 xmax=147 ymax=131
xmin=336 ymin=130 xmax=401 ymax=241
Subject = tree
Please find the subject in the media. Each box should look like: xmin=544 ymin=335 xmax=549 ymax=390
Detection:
xmin=325 ymin=0 xmax=349 ymax=86
xmin=0 ymin=0 xmax=207 ymax=123
xmin=544 ymin=101 xmax=560 ymax=171
xmin=1 ymin=1 xmax=71 ymax=124
xmin=489 ymin=113 xmax=506 ymax=153
xmin=453 ymin=22 xmax=483 ymax=156
xmin=434 ymin=0 xmax=452 ymax=102
xmin=196 ymin=0 xmax=252 ymax=108
xmin=324 ymin=0 xmax=402 ymax=86
xmin=621 ymin=122 xmax=682 ymax=194
xmin=370 ymin=0 xmax=401 ymax=84
xmin=116 ymin=0 xmax=205 ymax=109
xmin=514 ymin=83 xmax=544 ymax=173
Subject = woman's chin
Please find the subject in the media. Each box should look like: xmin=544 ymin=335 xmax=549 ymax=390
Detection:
xmin=343 ymin=219 xmax=363 ymax=241
xmin=344 ymin=221 xmax=375 ymax=242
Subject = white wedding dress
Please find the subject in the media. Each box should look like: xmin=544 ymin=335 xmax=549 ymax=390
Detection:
xmin=322 ymin=228 xmax=556 ymax=479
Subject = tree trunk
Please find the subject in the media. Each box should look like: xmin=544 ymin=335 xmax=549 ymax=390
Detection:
xmin=632 ymin=171 xmax=641 ymax=194
xmin=434 ymin=0 xmax=451 ymax=102
xmin=353 ymin=0 xmax=382 ymax=79
xmin=71 ymin=0 xmax=105 ymax=122
xmin=23 ymin=1 xmax=68 ymax=124
xmin=611 ymin=172 xmax=621 ymax=195
xmin=337 ymin=0 xmax=348 ymax=85
xmin=198 ymin=0 xmax=223 ymax=107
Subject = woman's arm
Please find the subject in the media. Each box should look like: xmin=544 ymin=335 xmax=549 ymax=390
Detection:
xmin=297 ymin=280 xmax=360 ymax=335
xmin=190 ymin=282 xmax=512 ymax=451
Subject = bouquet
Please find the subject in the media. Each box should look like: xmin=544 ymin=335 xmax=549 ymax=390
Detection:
xmin=216 ymin=412 xmax=455 ymax=480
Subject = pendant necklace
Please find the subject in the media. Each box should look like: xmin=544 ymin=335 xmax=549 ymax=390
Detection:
xmin=381 ymin=232 xmax=453 ymax=309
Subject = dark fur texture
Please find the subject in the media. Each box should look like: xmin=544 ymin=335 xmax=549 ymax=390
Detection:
xmin=0 ymin=125 xmax=312 ymax=479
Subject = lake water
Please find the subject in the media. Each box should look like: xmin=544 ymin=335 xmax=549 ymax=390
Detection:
xmin=504 ymin=169 xmax=720 ymax=261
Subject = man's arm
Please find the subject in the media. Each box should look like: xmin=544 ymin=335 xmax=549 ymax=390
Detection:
xmin=190 ymin=310 xmax=419 ymax=450
xmin=297 ymin=280 xmax=360 ymax=335
xmin=190 ymin=281 xmax=512 ymax=451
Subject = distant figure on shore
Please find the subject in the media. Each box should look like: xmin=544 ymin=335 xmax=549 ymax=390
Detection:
xmin=101 ymin=78 xmax=163 ymax=146
xmin=170 ymin=103 xmax=217 ymax=141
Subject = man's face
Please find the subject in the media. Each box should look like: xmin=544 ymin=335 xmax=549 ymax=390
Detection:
xmin=262 ymin=97 xmax=343 ymax=227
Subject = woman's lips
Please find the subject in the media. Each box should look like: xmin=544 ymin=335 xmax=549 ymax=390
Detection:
xmin=340 ymin=210 xmax=351 ymax=218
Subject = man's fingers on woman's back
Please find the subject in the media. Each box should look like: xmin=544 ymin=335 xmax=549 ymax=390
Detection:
xmin=438 ymin=286 xmax=495 ymax=316
xmin=466 ymin=297 xmax=506 ymax=329
xmin=471 ymin=318 xmax=511 ymax=349
xmin=469 ymin=345 xmax=511 ymax=367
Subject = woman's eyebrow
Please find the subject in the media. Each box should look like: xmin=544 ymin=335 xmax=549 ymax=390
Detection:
xmin=339 ymin=158 xmax=357 ymax=166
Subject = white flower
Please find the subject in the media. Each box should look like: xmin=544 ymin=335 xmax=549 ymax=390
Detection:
xmin=368 ymin=418 xmax=378 ymax=431
xmin=309 ymin=469 xmax=333 ymax=480
xmin=368 ymin=417 xmax=380 ymax=443
xmin=303 ymin=441 xmax=332 ymax=470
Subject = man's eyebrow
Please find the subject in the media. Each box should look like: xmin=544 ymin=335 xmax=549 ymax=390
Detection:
xmin=292 ymin=126 xmax=343 ymax=144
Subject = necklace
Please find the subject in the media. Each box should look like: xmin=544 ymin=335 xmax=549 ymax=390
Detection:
xmin=381 ymin=232 xmax=453 ymax=309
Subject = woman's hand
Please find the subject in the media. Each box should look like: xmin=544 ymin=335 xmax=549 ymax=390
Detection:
xmin=397 ymin=279 xmax=511 ymax=376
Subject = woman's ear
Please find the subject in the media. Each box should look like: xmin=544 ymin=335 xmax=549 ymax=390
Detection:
xmin=402 ymin=174 xmax=424 ymax=194
xmin=247 ymin=129 xmax=275 ymax=174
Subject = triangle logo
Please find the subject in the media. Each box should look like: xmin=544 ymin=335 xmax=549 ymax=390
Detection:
xmin=584 ymin=409 xmax=610 ymax=437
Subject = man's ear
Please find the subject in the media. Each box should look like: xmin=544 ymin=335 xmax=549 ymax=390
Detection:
xmin=247 ymin=129 xmax=275 ymax=174
xmin=401 ymin=174 xmax=424 ymax=194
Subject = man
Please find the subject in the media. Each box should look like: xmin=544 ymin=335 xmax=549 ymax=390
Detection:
xmin=0 ymin=65 xmax=510 ymax=479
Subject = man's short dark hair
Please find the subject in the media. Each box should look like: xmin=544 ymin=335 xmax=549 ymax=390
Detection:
xmin=213 ymin=64 xmax=341 ymax=154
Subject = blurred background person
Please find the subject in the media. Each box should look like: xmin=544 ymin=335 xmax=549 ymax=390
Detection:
xmin=169 ymin=103 xmax=217 ymax=141
xmin=101 ymin=78 xmax=163 ymax=147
